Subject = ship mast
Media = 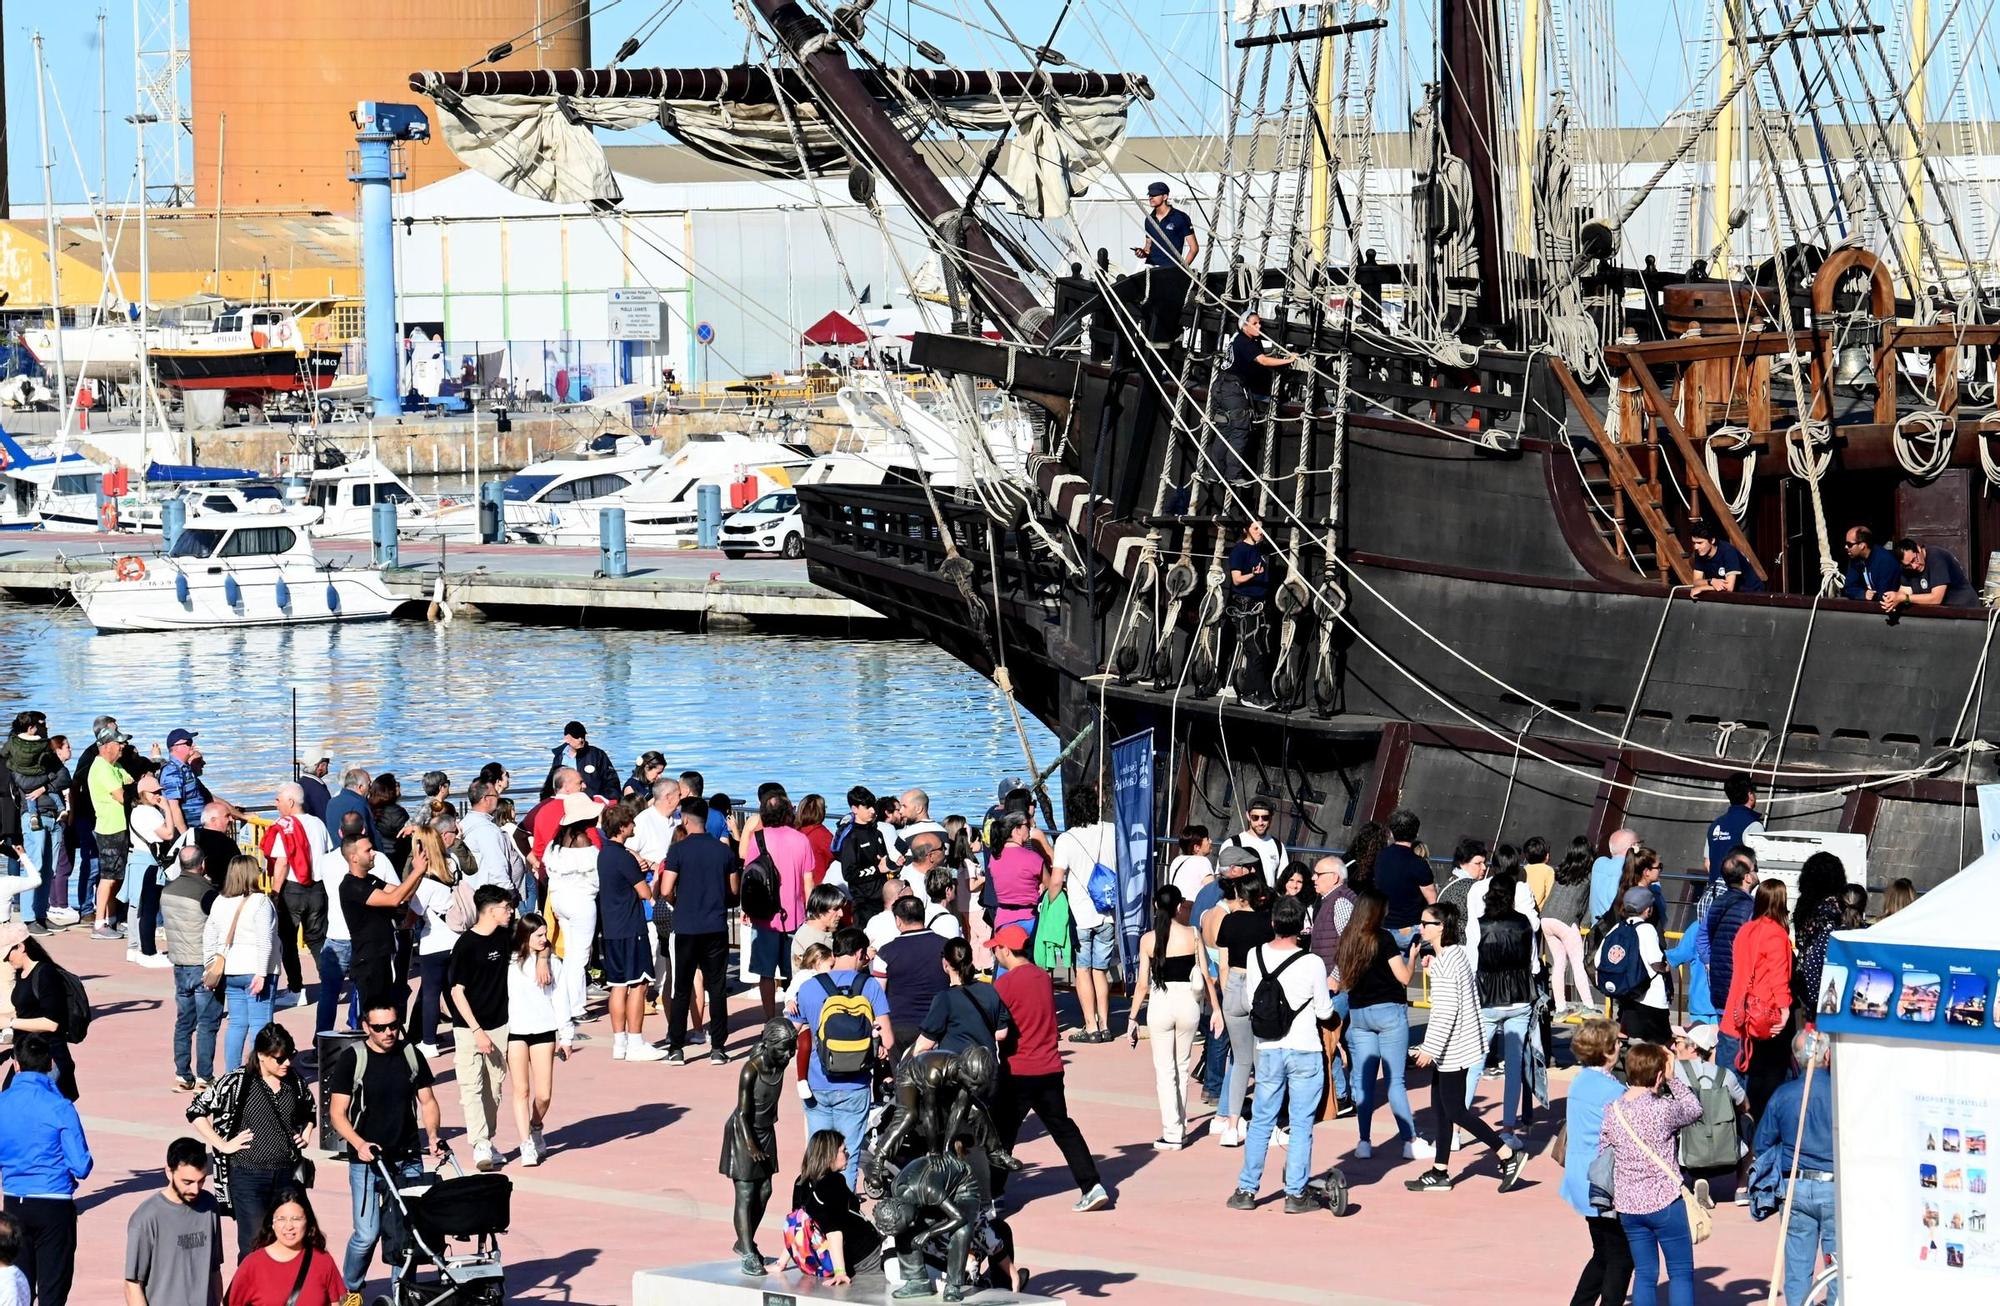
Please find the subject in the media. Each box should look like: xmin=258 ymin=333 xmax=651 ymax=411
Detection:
xmin=1438 ymin=0 xmax=1507 ymax=326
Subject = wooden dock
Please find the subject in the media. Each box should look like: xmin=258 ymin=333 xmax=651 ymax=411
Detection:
xmin=0 ymin=530 xmax=883 ymax=629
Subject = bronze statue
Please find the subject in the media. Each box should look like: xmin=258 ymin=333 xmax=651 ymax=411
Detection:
xmin=719 ymin=1018 xmax=796 ymax=1275
xmin=866 ymin=1046 xmax=1017 ymax=1196
xmin=872 ymin=1150 xmax=986 ymax=1302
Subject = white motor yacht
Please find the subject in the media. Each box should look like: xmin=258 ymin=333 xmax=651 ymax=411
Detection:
xmin=304 ymin=451 xmax=469 ymax=538
xmin=831 ymin=374 xmax=1034 ymax=487
xmin=0 ymin=431 xmax=112 ymax=530
xmin=70 ymin=505 xmax=404 ymax=633
xmin=511 ymin=431 xmax=817 ymax=546
xmin=498 ymin=439 xmax=669 ymax=541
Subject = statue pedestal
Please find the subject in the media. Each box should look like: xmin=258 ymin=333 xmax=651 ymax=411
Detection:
xmin=632 ymin=1261 xmax=1064 ymax=1305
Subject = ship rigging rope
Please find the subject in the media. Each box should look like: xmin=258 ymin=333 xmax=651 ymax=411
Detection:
xmin=1056 ymin=210 xmax=1977 ymax=791
xmin=1894 ymin=410 xmax=1956 ymax=481
xmin=1978 ymin=411 xmax=2000 ymax=490
xmin=1702 ymin=426 xmax=1757 ymax=521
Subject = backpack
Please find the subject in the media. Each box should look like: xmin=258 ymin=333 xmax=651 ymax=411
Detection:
xmin=52 ymin=964 xmax=92 ymax=1044
xmin=341 ymin=1041 xmax=423 ymax=1150
xmin=829 ymin=819 xmax=854 ymax=855
xmin=740 ymin=831 xmax=782 ymax=923
xmin=442 ymin=874 xmax=480 ymax=934
xmin=813 ymin=973 xmax=879 ymax=1076
xmin=1595 ymin=921 xmax=1651 ymax=999
xmin=1678 ymin=1063 xmax=1742 ymax=1171
xmin=1085 ymin=861 xmax=1119 ymax=915
xmin=1249 ymin=948 xmax=1308 ymax=1040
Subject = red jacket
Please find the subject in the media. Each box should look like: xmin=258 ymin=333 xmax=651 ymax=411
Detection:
xmin=1721 ymin=915 xmax=1792 ymax=1041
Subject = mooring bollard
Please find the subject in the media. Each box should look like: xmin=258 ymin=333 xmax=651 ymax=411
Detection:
xmin=601 ymin=507 xmax=629 ymax=578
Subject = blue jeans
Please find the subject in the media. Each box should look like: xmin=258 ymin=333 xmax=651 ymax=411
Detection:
xmin=1236 ymin=1048 xmax=1324 ymax=1196
xmin=1714 ymin=1032 xmax=1742 ymax=1080
xmin=224 ymin=973 xmax=275 ymax=1071
xmin=1348 ymin=1003 xmax=1415 ymax=1144
xmin=1475 ymin=1003 xmax=1532 ymax=1131
xmin=345 ymin=1155 xmax=424 ymax=1290
xmin=1327 ymin=992 xmax=1351 ymax=1101
xmin=19 ymin=821 xmax=61 ymax=922
xmin=1200 ymin=1014 xmax=1231 ymax=1099
xmin=171 ymin=964 xmax=224 ymax=1082
xmin=1784 ymin=1178 xmax=1837 ymax=1305
xmin=1622 ymin=1202 xmax=1696 ymax=1306
xmin=317 ymin=940 xmax=360 ymax=1036
xmin=804 ymin=1087 xmax=872 ymax=1188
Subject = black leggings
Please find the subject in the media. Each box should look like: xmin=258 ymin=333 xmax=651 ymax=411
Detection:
xmin=1571 ymin=1214 xmax=1634 ymax=1306
xmin=1429 ymin=1067 xmax=1506 ymax=1168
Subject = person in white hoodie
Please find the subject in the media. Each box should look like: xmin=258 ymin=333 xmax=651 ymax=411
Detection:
xmin=203 ymin=855 xmax=278 ymax=1072
xmin=506 ymin=912 xmax=572 ymax=1166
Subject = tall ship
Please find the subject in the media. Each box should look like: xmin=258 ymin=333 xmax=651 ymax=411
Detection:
xmin=414 ymin=0 xmax=2000 ymax=896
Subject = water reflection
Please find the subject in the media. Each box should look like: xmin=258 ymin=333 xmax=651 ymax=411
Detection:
xmin=0 ymin=598 xmax=1058 ymax=816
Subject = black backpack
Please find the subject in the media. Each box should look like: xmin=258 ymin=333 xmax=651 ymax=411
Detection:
xmin=1249 ymin=948 xmax=1307 ymax=1040
xmin=53 ymin=964 xmax=93 ymax=1044
xmin=739 ymin=831 xmax=782 ymax=923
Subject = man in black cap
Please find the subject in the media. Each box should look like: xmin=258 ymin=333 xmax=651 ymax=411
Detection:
xmin=1134 ymin=181 xmax=1198 ymax=348
xmin=541 ymin=721 xmax=614 ymax=801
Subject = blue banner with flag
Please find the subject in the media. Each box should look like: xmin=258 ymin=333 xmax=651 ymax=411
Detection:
xmin=1110 ymin=729 xmax=1156 ymax=981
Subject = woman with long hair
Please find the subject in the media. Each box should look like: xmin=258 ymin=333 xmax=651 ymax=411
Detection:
xmin=1604 ymin=845 xmax=1666 ymax=934
xmin=1790 ymin=851 xmax=1848 ymax=1013
xmin=2 ymin=928 xmax=82 ymax=1098
xmin=188 ymin=1023 xmax=315 ymax=1259
xmin=408 ymin=826 xmax=458 ymax=1058
xmin=797 ymin=794 xmax=834 ymax=878
xmin=1472 ymin=863 xmax=1536 ymax=1148
xmin=225 ymin=1187 xmax=346 ymax=1305
xmin=543 ymin=794 xmax=603 ymax=1027
xmin=1406 ymin=901 xmax=1527 ymax=1194
xmin=1213 ymin=877 xmax=1275 ymax=1147
xmin=1341 ymin=821 xmax=1388 ymax=892
xmin=791 ymin=1129 xmax=883 ymax=1284
xmin=206 ymin=855 xmax=279 ymax=1071
xmin=1878 ymin=877 xmax=1918 ymax=919
xmin=1276 ymin=862 xmax=1317 ymax=915
xmin=1540 ymin=835 xmax=1597 ymax=1013
xmin=1598 ymin=1041 xmax=1702 ymax=1306
xmin=1124 ymin=884 xmax=1220 ymax=1149
xmin=1336 ymin=888 xmax=1421 ymax=1157
xmin=368 ymin=773 xmax=411 ymax=870
xmin=1722 ymin=879 xmax=1796 ymax=1118
xmin=507 ymin=913 xmax=571 ymax=1165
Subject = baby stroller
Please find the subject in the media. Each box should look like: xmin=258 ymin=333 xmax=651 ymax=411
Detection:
xmin=367 ymin=1151 xmax=510 ymax=1305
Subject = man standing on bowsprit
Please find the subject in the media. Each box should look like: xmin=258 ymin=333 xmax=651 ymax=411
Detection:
xmin=1134 ymin=181 xmax=1198 ymax=348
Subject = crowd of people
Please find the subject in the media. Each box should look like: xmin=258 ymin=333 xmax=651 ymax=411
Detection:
xmin=0 ymin=703 xmax=1879 ymax=1303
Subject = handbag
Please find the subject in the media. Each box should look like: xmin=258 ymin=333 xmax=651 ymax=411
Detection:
xmin=1614 ymin=1101 xmax=1714 ymax=1245
xmin=283 ymin=1244 xmax=313 ymax=1306
xmin=1553 ymin=1120 xmax=1569 ymax=1168
xmin=203 ymin=896 xmax=250 ymax=991
xmin=1586 ymin=1138 xmax=1617 ymax=1212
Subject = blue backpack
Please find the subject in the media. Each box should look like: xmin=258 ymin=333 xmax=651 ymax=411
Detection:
xmin=1594 ymin=921 xmax=1651 ymax=998
xmin=1086 ymin=861 xmax=1119 ymax=914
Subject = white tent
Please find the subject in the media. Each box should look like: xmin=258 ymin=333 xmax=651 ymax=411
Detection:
xmin=1820 ymin=851 xmax=2000 ymax=1302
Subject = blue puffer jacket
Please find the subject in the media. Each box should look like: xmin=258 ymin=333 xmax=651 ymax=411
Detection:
xmin=1704 ymin=887 xmax=1754 ymax=1013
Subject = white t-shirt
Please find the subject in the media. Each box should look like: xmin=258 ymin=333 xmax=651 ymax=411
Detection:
xmin=299 ymin=811 xmax=332 ymax=856
xmin=864 ymin=910 xmax=900 ymax=955
xmin=1054 ymin=821 xmax=1117 ymax=932
xmin=1246 ymin=942 xmax=1333 ymax=1052
xmin=1224 ymin=830 xmax=1286 ymax=879
xmin=1169 ymin=854 xmax=1214 ymax=902
xmin=632 ymin=805 xmax=677 ymax=865
xmin=414 ymin=878 xmax=459 ymax=956
xmin=923 ymin=905 xmax=963 ymax=939
xmin=0 ymin=1263 xmax=30 ymax=1306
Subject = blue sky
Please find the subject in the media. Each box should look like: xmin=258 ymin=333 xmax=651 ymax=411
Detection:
xmin=4 ymin=1 xmax=1717 ymax=208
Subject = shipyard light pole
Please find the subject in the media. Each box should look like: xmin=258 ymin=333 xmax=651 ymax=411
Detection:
xmin=350 ymin=102 xmax=429 ymax=419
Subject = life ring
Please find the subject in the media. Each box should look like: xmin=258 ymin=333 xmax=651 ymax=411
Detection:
xmin=99 ymin=499 xmax=120 ymax=531
xmin=114 ymin=555 xmax=146 ymax=582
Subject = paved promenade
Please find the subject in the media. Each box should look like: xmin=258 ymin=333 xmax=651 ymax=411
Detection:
xmin=34 ymin=929 xmax=1777 ymax=1305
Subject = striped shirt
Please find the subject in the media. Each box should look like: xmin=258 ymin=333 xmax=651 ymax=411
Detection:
xmin=1417 ymin=945 xmax=1487 ymax=1072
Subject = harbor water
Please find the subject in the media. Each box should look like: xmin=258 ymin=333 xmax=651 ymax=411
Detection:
xmin=0 ymin=596 xmax=1058 ymax=815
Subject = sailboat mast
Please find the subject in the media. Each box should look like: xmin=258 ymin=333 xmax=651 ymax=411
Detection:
xmin=33 ymin=31 xmax=71 ymax=430
xmin=1903 ymin=0 xmax=1929 ymax=285
xmin=741 ymin=0 xmax=1050 ymax=342
xmin=133 ymin=0 xmax=153 ymax=463
xmin=1710 ymin=0 xmax=1740 ymax=270
xmin=1438 ymin=0 xmax=1507 ymax=324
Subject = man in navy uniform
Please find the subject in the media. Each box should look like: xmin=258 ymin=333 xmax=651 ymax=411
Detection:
xmin=1135 ymin=182 xmax=1198 ymax=347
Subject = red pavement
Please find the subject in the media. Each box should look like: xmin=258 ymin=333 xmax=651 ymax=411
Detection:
xmin=34 ymin=932 xmax=1778 ymax=1304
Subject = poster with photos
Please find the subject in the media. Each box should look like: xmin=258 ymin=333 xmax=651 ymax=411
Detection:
xmin=1916 ymin=1095 xmax=2000 ymax=1275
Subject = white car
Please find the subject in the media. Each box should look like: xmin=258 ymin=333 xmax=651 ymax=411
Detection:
xmin=719 ymin=491 xmax=804 ymax=559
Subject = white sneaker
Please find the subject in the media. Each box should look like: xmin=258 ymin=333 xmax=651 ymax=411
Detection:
xmin=1354 ymin=1140 xmax=1373 ymax=1159
xmin=1219 ymin=1123 xmax=1245 ymax=1148
xmin=1273 ymin=1127 xmax=1290 ymax=1149
xmin=1405 ymin=1137 xmax=1434 ymax=1161
xmin=133 ymin=952 xmax=172 ymax=969
xmin=473 ymin=1143 xmax=497 ymax=1173
xmin=611 ymin=1039 xmax=628 ymax=1061
xmin=625 ymin=1041 xmax=669 ymax=1063
xmin=530 ymin=1124 xmax=546 ymax=1158
xmin=520 ymin=1142 xmax=541 ymax=1168
xmin=416 ymin=1043 xmax=441 ymax=1060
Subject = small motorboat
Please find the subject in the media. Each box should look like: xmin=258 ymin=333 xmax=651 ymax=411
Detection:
xmin=304 ymin=450 xmax=470 ymax=539
xmin=69 ymin=505 xmax=405 ymax=633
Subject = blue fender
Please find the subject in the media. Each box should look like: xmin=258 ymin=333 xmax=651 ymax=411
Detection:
xmin=223 ymin=574 xmax=242 ymax=607
xmin=325 ymin=583 xmax=341 ymax=613
xmin=174 ymin=573 xmax=190 ymax=605
xmin=275 ymin=577 xmax=292 ymax=610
